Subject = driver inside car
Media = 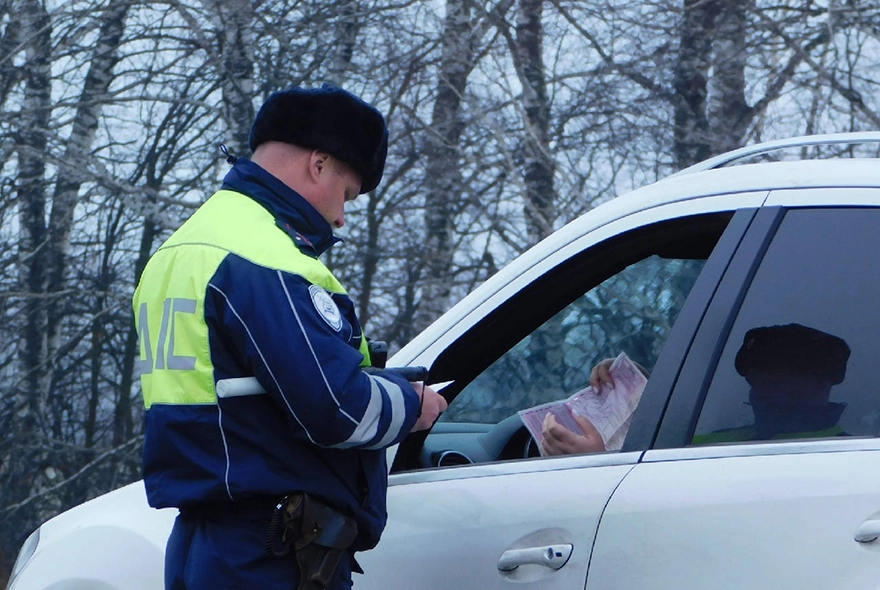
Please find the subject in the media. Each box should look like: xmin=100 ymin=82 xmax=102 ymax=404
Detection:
xmin=541 ymin=323 xmax=851 ymax=455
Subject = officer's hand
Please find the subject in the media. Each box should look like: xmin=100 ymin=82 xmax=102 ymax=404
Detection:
xmin=589 ymin=358 xmax=616 ymax=391
xmin=410 ymin=384 xmax=447 ymax=432
xmin=541 ymin=413 xmax=606 ymax=456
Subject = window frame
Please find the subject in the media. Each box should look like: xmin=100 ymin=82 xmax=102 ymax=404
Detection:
xmin=654 ymin=203 xmax=880 ymax=452
xmin=623 ymin=207 xmax=760 ymax=451
xmin=391 ymin=208 xmax=756 ymax=472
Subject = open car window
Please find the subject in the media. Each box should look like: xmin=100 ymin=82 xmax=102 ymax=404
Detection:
xmin=443 ymin=255 xmax=705 ymax=425
xmin=391 ymin=211 xmax=737 ymax=472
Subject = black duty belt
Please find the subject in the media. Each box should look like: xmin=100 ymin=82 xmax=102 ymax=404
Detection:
xmin=178 ymin=496 xmax=278 ymax=521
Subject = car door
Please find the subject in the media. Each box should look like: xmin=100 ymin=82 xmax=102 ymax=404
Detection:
xmin=355 ymin=198 xmax=762 ymax=589
xmin=586 ymin=198 xmax=880 ymax=590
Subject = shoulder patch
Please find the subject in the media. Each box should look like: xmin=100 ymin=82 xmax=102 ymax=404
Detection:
xmin=309 ymin=285 xmax=343 ymax=331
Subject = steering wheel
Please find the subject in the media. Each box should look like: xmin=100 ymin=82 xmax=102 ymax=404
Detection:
xmin=481 ymin=414 xmax=543 ymax=461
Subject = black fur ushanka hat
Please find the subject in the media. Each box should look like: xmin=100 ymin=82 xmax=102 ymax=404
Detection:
xmin=735 ymin=323 xmax=851 ymax=386
xmin=249 ymin=84 xmax=388 ymax=194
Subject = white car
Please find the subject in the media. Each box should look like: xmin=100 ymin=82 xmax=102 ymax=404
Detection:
xmin=10 ymin=132 xmax=880 ymax=590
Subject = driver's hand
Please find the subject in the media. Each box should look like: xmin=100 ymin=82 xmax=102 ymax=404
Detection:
xmin=410 ymin=384 xmax=447 ymax=432
xmin=541 ymin=413 xmax=606 ymax=456
xmin=590 ymin=356 xmax=650 ymax=390
xmin=589 ymin=358 xmax=616 ymax=391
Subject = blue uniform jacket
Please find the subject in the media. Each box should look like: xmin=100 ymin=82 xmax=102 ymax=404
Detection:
xmin=134 ymin=159 xmax=421 ymax=551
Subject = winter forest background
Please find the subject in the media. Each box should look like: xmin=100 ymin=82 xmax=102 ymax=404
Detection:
xmin=1 ymin=0 xmax=879 ymax=579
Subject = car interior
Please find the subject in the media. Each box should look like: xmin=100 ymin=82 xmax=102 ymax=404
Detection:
xmin=390 ymin=212 xmax=734 ymax=473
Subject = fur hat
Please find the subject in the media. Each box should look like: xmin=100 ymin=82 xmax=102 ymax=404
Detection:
xmin=249 ymin=84 xmax=388 ymax=193
xmin=735 ymin=323 xmax=851 ymax=385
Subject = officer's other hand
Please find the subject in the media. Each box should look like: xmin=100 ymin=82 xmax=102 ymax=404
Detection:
xmin=589 ymin=358 xmax=616 ymax=391
xmin=410 ymin=384 xmax=447 ymax=432
xmin=540 ymin=413 xmax=606 ymax=456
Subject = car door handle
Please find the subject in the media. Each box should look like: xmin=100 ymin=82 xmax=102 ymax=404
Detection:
xmin=854 ymin=519 xmax=880 ymax=543
xmin=497 ymin=544 xmax=573 ymax=571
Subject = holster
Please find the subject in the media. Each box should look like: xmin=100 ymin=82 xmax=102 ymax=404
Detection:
xmin=265 ymin=493 xmax=359 ymax=590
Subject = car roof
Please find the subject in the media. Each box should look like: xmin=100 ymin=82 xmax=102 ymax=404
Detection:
xmin=392 ymin=134 xmax=880 ymax=367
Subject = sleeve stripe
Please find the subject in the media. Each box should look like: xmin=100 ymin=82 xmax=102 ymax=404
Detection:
xmin=208 ymin=283 xmax=320 ymax=445
xmin=333 ymin=377 xmax=383 ymax=448
xmin=363 ymin=375 xmax=410 ymax=450
xmin=216 ymin=377 xmax=266 ymax=398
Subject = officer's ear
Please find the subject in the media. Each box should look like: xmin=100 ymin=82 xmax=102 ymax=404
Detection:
xmin=308 ymin=150 xmax=332 ymax=183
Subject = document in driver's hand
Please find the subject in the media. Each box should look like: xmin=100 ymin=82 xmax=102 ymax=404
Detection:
xmin=517 ymin=352 xmax=648 ymax=454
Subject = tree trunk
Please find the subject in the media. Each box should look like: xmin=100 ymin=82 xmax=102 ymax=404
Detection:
xmin=86 ymin=205 xmax=125 ymax=450
xmin=10 ymin=0 xmax=52 ymax=521
xmin=45 ymin=0 xmax=129 ymax=437
xmin=357 ymin=194 xmax=381 ymax=327
xmin=708 ymin=0 xmax=752 ymax=156
xmin=512 ymin=0 xmax=556 ymax=245
xmin=417 ymin=0 xmax=477 ymax=332
xmin=210 ymin=0 xmax=255 ymax=157
xmin=507 ymin=0 xmax=564 ymax=385
xmin=0 ymin=0 xmax=21 ymax=109
xmin=327 ymin=0 xmax=360 ymax=86
xmin=673 ymin=0 xmax=717 ymax=169
xmin=116 ymin=184 xmax=160 ymax=445
xmin=15 ymin=0 xmax=52 ymax=443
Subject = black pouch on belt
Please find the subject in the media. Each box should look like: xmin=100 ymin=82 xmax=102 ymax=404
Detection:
xmin=265 ymin=493 xmax=359 ymax=590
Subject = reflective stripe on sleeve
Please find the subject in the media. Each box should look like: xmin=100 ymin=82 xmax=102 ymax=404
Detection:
xmin=216 ymin=377 xmax=266 ymax=398
xmin=333 ymin=376 xmax=383 ymax=448
xmin=361 ymin=375 xmax=410 ymax=450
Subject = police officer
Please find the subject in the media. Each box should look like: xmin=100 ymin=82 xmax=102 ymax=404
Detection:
xmin=689 ymin=323 xmax=851 ymax=444
xmin=730 ymin=323 xmax=851 ymax=440
xmin=133 ymin=84 xmax=447 ymax=589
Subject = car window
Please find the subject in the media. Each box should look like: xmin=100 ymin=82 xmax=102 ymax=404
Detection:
xmin=391 ymin=212 xmax=737 ymax=472
xmin=442 ymin=255 xmax=705 ymax=426
xmin=693 ymin=208 xmax=880 ymax=445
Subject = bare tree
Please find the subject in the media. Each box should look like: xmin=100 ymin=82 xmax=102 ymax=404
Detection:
xmin=45 ymin=0 xmax=130 ymax=437
xmin=413 ymin=0 xmax=517 ymax=332
xmin=14 ymin=0 xmax=52 ymax=465
xmin=326 ymin=0 xmax=361 ymax=86
xmin=510 ymin=0 xmax=556 ymax=243
xmin=415 ymin=0 xmax=479 ymax=332
xmin=4 ymin=0 xmax=880 ymax=577
xmin=0 ymin=0 xmax=21 ymax=110
xmin=208 ymin=0 xmax=255 ymax=155
xmin=706 ymin=0 xmax=751 ymax=154
xmin=672 ymin=0 xmax=716 ymax=169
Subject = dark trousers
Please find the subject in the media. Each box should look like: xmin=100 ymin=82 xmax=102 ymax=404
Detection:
xmin=165 ymin=513 xmax=353 ymax=590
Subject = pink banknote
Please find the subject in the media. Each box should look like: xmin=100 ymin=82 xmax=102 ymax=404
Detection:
xmin=517 ymin=352 xmax=648 ymax=453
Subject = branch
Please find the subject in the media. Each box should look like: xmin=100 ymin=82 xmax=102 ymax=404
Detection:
xmin=0 ymin=436 xmax=143 ymax=518
xmin=756 ymin=9 xmax=880 ymax=128
xmin=548 ymin=0 xmax=675 ymax=102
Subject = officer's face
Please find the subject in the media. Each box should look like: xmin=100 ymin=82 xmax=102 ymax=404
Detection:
xmin=312 ymin=155 xmax=362 ymax=229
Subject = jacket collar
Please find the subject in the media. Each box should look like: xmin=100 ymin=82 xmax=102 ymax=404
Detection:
xmin=221 ymin=158 xmax=341 ymax=257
